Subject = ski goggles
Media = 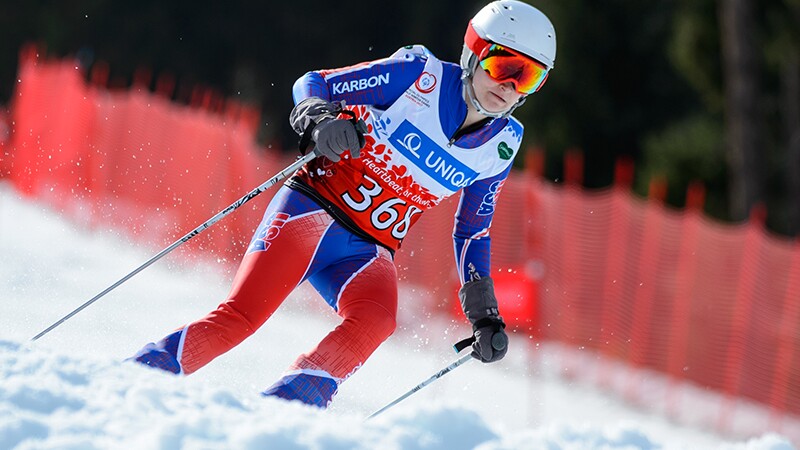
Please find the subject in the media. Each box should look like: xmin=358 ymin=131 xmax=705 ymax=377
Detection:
xmin=478 ymin=44 xmax=549 ymax=94
xmin=465 ymin=25 xmax=550 ymax=94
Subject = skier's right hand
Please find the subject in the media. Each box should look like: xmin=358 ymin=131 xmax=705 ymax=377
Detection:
xmin=311 ymin=117 xmax=366 ymax=162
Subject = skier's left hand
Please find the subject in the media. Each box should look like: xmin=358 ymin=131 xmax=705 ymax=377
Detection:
xmin=471 ymin=316 xmax=508 ymax=363
xmin=458 ymin=276 xmax=508 ymax=363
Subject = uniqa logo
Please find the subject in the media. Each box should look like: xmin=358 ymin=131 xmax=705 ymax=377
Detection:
xmin=397 ymin=132 xmax=423 ymax=157
xmin=396 ymin=132 xmax=473 ymax=189
xmin=389 ymin=119 xmax=479 ymax=191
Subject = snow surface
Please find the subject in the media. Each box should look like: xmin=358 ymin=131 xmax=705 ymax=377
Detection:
xmin=0 ymin=184 xmax=795 ymax=450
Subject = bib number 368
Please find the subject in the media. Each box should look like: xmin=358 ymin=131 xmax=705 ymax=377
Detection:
xmin=341 ymin=175 xmax=422 ymax=240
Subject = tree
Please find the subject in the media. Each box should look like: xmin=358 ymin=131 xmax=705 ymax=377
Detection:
xmin=718 ymin=0 xmax=764 ymax=221
xmin=774 ymin=1 xmax=800 ymax=234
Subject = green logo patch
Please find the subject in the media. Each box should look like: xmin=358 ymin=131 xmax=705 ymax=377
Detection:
xmin=497 ymin=142 xmax=513 ymax=160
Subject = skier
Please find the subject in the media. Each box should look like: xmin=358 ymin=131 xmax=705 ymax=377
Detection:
xmin=130 ymin=0 xmax=556 ymax=408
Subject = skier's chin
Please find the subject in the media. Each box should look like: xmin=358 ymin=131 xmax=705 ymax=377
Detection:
xmin=480 ymin=102 xmax=510 ymax=116
xmin=477 ymin=94 xmax=510 ymax=115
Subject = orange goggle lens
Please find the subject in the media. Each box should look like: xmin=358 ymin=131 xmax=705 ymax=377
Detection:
xmin=478 ymin=44 xmax=549 ymax=94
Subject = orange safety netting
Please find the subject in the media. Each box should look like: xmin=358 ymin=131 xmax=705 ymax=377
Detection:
xmin=530 ymin=180 xmax=800 ymax=440
xmin=4 ymin=48 xmax=798 ymax=443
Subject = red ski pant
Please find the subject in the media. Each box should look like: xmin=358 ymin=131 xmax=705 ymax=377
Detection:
xmin=176 ymin=187 xmax=398 ymax=382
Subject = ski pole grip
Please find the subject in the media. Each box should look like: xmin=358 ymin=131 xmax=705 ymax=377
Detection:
xmin=353 ymin=118 xmax=367 ymax=136
xmin=453 ymin=336 xmax=475 ymax=353
xmin=339 ymin=109 xmax=368 ymax=140
xmin=453 ymin=331 xmax=507 ymax=353
xmin=491 ymin=332 xmax=508 ymax=351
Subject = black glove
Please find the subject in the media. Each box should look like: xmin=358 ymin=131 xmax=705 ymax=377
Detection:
xmin=289 ymin=97 xmax=365 ymax=162
xmin=458 ymin=276 xmax=508 ymax=363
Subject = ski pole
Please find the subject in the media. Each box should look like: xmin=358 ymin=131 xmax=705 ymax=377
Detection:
xmin=31 ymin=151 xmax=317 ymax=342
xmin=367 ymin=352 xmax=474 ymax=420
xmin=367 ymin=333 xmax=508 ymax=420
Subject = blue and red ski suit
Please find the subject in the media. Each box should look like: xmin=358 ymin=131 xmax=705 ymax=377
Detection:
xmin=131 ymin=45 xmax=524 ymax=407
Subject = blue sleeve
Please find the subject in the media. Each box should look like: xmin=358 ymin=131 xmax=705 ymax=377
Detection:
xmin=292 ymin=53 xmax=427 ymax=108
xmin=453 ymin=165 xmax=513 ymax=285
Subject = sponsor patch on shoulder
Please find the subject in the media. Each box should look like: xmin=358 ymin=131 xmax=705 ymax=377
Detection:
xmin=497 ymin=142 xmax=513 ymax=160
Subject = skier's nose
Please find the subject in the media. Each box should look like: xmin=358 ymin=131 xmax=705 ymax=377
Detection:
xmin=499 ymin=81 xmax=515 ymax=92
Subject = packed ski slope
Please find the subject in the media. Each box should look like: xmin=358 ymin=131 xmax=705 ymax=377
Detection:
xmin=0 ymin=185 xmax=794 ymax=450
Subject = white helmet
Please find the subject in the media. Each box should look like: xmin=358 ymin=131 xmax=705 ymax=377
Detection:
xmin=460 ymin=0 xmax=557 ymax=118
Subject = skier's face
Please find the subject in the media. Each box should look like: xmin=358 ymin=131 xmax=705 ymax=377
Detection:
xmin=471 ymin=68 xmax=525 ymax=114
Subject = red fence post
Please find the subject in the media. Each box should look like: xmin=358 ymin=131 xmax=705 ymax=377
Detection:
xmin=90 ymin=61 xmax=110 ymax=87
xmin=768 ymin=240 xmax=800 ymax=430
xmin=613 ymin=157 xmax=635 ymax=189
xmin=624 ymin=177 xmax=667 ymax=402
xmin=596 ymin=157 xmax=636 ymax=388
xmin=665 ymin=182 xmax=705 ymax=420
xmin=559 ymin=148 xmax=584 ymax=350
xmin=133 ymin=67 xmax=152 ymax=91
xmin=7 ymin=47 xmax=43 ymax=194
xmin=524 ymin=146 xmax=544 ymax=179
xmin=523 ymin=146 xmax=546 ymax=339
xmin=717 ymin=204 xmax=767 ymax=434
xmin=156 ymin=73 xmax=176 ymax=98
xmin=647 ymin=176 xmax=668 ymax=203
xmin=564 ymin=147 xmax=584 ymax=185
xmin=535 ymin=171 xmax=566 ymax=344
